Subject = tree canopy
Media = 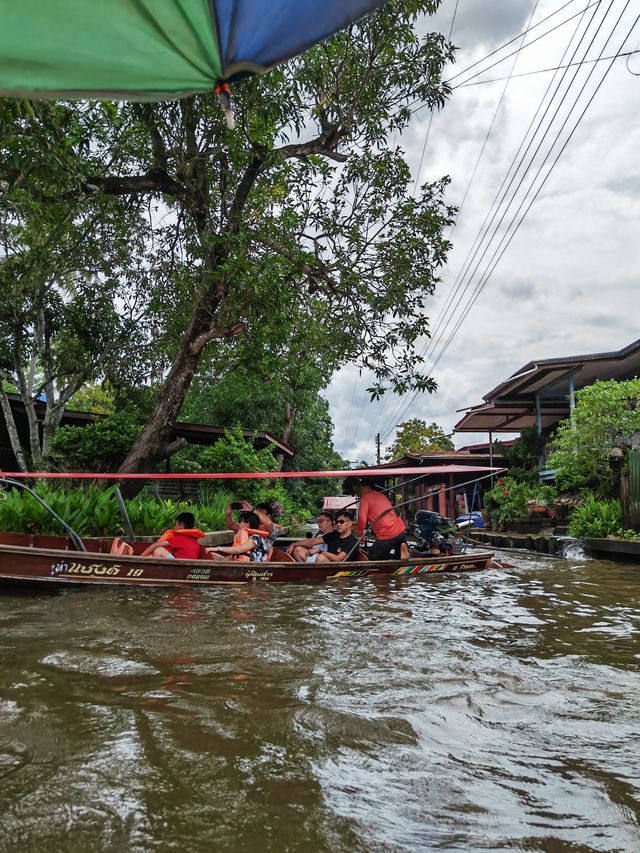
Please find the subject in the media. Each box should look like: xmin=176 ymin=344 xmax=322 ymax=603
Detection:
xmin=547 ymin=379 xmax=640 ymax=494
xmin=1 ymin=1 xmax=456 ymax=475
xmin=385 ymin=418 xmax=454 ymax=460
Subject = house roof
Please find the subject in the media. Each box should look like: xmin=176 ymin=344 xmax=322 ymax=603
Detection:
xmin=454 ymin=338 xmax=640 ymax=434
xmin=2 ymin=394 xmax=293 ymax=456
xmin=373 ymin=451 xmax=503 ymax=467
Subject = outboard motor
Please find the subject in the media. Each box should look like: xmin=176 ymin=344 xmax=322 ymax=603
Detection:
xmin=412 ymin=510 xmax=467 ymax=557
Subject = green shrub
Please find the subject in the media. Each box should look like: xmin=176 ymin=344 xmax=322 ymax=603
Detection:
xmin=567 ymin=494 xmax=622 ymax=538
xmin=0 ymin=479 xmax=312 ymax=538
xmin=49 ymin=412 xmax=141 ymax=472
xmin=483 ymin=478 xmax=556 ymax=526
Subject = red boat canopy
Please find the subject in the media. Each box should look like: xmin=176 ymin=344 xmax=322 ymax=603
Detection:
xmin=0 ymin=466 xmax=505 ymax=480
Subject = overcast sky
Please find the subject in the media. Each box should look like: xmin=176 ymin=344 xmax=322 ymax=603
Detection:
xmin=327 ymin=0 xmax=640 ymax=464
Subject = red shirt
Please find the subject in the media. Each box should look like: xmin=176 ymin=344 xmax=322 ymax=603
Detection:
xmin=356 ymin=491 xmax=406 ymax=540
xmin=162 ymin=529 xmax=205 ymax=560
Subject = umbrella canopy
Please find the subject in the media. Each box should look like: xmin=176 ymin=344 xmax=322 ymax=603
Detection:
xmin=0 ymin=0 xmax=387 ymax=100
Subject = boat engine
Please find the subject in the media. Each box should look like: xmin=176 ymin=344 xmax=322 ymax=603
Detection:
xmin=411 ymin=510 xmax=467 ymax=557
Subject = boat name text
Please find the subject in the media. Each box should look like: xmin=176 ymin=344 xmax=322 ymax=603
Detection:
xmin=50 ymin=561 xmax=145 ymax=578
xmin=245 ymin=569 xmax=273 ymax=582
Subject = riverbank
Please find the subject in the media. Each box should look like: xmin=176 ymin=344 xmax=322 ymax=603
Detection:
xmin=470 ymin=529 xmax=640 ymax=561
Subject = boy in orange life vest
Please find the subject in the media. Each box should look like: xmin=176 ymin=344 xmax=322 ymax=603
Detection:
xmin=141 ymin=512 xmax=205 ymax=560
xmin=206 ymin=511 xmax=270 ymax=562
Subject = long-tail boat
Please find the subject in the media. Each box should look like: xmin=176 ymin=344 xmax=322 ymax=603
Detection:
xmin=0 ymin=469 xmax=496 ymax=587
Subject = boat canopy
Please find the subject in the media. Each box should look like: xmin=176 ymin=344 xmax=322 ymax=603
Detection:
xmin=0 ymin=0 xmax=387 ymax=100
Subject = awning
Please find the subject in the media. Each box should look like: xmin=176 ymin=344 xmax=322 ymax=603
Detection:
xmin=454 ymin=338 xmax=640 ymax=434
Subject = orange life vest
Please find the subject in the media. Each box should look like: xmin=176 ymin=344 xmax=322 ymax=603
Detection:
xmin=232 ymin=527 xmax=269 ymax=561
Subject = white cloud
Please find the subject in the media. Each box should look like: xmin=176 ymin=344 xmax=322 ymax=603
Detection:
xmin=328 ymin=0 xmax=640 ymax=459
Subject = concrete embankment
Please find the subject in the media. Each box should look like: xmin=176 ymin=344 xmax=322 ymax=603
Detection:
xmin=469 ymin=530 xmax=566 ymax=556
xmin=470 ymin=530 xmax=640 ymax=562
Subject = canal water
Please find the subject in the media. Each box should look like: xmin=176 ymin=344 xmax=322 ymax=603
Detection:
xmin=0 ymin=554 xmax=639 ymax=852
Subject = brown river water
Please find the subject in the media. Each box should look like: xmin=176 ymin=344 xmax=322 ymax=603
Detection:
xmin=0 ymin=552 xmax=639 ymax=853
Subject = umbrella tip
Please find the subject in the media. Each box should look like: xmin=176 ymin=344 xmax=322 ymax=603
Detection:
xmin=215 ymin=83 xmax=235 ymax=130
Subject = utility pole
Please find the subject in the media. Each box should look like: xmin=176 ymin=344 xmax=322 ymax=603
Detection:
xmin=376 ymin=433 xmax=381 ymax=465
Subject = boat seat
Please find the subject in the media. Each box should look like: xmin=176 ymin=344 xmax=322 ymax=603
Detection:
xmin=269 ymin=547 xmax=295 ymax=563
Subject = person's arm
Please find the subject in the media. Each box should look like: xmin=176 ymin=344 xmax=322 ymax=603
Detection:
xmin=225 ymin=504 xmax=241 ymax=533
xmin=252 ymin=507 xmax=274 ymax=535
xmin=141 ymin=536 xmax=170 ymax=557
xmin=318 ymin=550 xmax=343 ymax=562
xmin=213 ymin=538 xmax=255 ymax=556
xmin=286 ymin=535 xmax=323 ymax=554
xmin=356 ymin=495 xmax=368 ymax=537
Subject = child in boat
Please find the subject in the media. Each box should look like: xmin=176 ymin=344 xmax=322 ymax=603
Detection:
xmin=226 ymin=500 xmax=284 ymax=554
xmin=206 ymin=511 xmax=269 ymax=562
xmin=141 ymin=512 xmax=205 ymax=560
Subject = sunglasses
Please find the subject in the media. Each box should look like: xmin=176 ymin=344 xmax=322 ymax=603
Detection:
xmin=335 ymin=518 xmax=351 ymax=524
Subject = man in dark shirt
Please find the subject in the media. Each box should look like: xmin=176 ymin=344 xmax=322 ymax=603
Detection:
xmin=288 ymin=511 xmax=335 ymax=562
xmin=315 ymin=511 xmax=359 ymax=563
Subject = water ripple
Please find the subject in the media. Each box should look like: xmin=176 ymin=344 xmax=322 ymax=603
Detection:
xmin=0 ymin=556 xmax=638 ymax=851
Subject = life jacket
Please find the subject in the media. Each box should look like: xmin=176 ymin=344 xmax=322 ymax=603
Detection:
xmin=231 ymin=528 xmax=269 ymax=562
xmin=110 ymin=537 xmax=134 ymax=556
xmin=162 ymin=528 xmax=206 ymax=560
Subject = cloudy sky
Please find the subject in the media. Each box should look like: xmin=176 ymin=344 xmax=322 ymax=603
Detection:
xmin=327 ymin=0 xmax=640 ymax=464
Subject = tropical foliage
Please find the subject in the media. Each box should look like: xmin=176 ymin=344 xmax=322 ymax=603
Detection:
xmin=0 ymin=481 xmax=308 ymax=538
xmin=483 ymin=477 xmax=556 ymax=526
xmin=1 ymin=2 xmax=456 ymax=475
xmin=566 ymin=494 xmax=622 ymax=539
xmin=49 ymin=412 xmax=142 ymax=472
xmin=547 ymin=379 xmax=640 ymax=494
xmin=494 ymin=427 xmax=547 ymax=484
xmin=385 ymin=419 xmax=454 ymax=461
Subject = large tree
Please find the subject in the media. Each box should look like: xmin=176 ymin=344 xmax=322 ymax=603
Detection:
xmin=0 ymin=102 xmax=152 ymax=469
xmin=2 ymin=1 xmax=455 ymax=476
xmin=547 ymin=379 xmax=640 ymax=494
xmin=385 ymin=418 xmax=454 ymax=461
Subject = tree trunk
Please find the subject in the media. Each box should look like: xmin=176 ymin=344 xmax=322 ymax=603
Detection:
xmin=275 ymin=402 xmax=295 ymax=471
xmin=0 ymin=391 xmax=29 ymax=472
xmin=118 ymin=286 xmax=221 ymax=492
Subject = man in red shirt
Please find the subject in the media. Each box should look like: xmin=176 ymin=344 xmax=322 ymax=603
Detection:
xmin=346 ymin=478 xmax=408 ymax=561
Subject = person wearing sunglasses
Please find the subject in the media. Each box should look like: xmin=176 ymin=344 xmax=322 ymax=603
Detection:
xmin=314 ymin=511 xmax=359 ymax=563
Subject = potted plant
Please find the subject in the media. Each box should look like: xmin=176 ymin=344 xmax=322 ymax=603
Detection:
xmin=527 ymin=485 xmax=557 ymax=517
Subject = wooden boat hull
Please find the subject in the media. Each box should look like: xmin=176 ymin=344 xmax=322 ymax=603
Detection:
xmin=0 ymin=543 xmax=493 ymax=587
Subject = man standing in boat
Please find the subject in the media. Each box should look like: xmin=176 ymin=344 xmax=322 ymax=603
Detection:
xmin=345 ymin=478 xmax=408 ymax=560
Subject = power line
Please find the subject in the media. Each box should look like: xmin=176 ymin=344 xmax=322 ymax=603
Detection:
xmin=421 ymin=0 xmax=603 ymax=365
xmin=429 ymin=9 xmax=639 ymax=383
xmin=424 ymin=0 xmax=614 ymax=370
xmin=377 ymin=0 xmax=613 ymax=441
xmin=380 ymin=2 xmax=541 ymax=443
xmin=455 ymin=47 xmax=640 ymax=86
xmin=442 ymin=0 xmax=601 ymax=91
xmin=378 ymin=0 xmax=591 ymax=444
xmin=411 ymin=0 xmax=460 ymax=197
xmin=420 ymin=4 xmax=637 ymax=396
xmin=448 ymin=0 xmax=541 ymax=245
xmin=404 ymin=0 xmax=597 ymax=120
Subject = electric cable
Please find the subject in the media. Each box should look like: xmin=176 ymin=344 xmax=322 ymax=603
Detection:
xmin=428 ymin=8 xmax=638 ymax=382
xmin=456 ymin=47 xmax=640 ymax=86
xmin=377 ymin=0 xmax=614 ymax=442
